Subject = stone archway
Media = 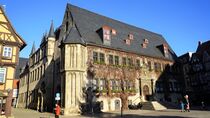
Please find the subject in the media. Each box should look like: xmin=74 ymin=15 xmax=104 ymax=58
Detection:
xmin=143 ymin=85 xmax=150 ymax=101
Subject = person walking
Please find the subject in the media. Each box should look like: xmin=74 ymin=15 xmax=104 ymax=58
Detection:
xmin=54 ymin=103 xmax=61 ymax=118
xmin=180 ymin=100 xmax=184 ymax=112
xmin=184 ymin=95 xmax=190 ymax=112
xmin=201 ymin=101 xmax=205 ymax=110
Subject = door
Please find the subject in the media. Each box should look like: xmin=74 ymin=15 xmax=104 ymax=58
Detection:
xmin=115 ymin=99 xmax=120 ymax=110
xmin=143 ymin=85 xmax=150 ymax=101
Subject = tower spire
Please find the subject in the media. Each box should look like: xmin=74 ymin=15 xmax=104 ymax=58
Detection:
xmin=48 ymin=20 xmax=55 ymax=38
xmin=30 ymin=42 xmax=36 ymax=56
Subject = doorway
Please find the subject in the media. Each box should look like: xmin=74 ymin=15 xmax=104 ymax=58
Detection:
xmin=114 ymin=99 xmax=120 ymax=110
xmin=143 ymin=85 xmax=150 ymax=101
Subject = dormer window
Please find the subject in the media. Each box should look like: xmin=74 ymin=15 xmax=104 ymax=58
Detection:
xmin=112 ymin=29 xmax=116 ymax=35
xmin=125 ymin=39 xmax=131 ymax=45
xmin=103 ymin=29 xmax=111 ymax=40
xmin=144 ymin=39 xmax=149 ymax=44
xmin=97 ymin=25 xmax=112 ymax=46
xmin=142 ymin=43 xmax=147 ymax=48
xmin=163 ymin=44 xmax=169 ymax=58
xmin=129 ymin=34 xmax=133 ymax=40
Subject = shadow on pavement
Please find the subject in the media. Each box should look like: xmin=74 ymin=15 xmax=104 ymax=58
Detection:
xmin=81 ymin=112 xmax=191 ymax=118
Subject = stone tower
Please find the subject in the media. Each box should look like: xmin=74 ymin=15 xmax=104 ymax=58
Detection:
xmin=59 ymin=26 xmax=87 ymax=114
xmin=46 ymin=21 xmax=56 ymax=63
xmin=59 ymin=5 xmax=87 ymax=114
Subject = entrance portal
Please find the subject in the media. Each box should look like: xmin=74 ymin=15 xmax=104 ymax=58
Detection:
xmin=115 ymin=99 xmax=120 ymax=110
xmin=143 ymin=85 xmax=150 ymax=101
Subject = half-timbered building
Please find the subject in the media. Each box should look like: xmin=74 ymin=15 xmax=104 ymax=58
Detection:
xmin=0 ymin=6 xmax=26 ymax=114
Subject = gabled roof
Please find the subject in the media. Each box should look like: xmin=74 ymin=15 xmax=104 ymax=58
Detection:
xmin=0 ymin=5 xmax=26 ymax=50
xmin=195 ymin=40 xmax=210 ymax=61
xmin=196 ymin=41 xmax=210 ymax=54
xmin=60 ymin=3 xmax=177 ymax=61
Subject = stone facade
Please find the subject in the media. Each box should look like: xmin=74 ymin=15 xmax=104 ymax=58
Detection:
xmin=18 ymin=24 xmax=57 ymax=112
xmin=17 ymin=3 xmax=182 ymax=115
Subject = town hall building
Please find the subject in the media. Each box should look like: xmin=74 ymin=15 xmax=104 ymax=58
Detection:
xmin=18 ymin=3 xmax=181 ymax=115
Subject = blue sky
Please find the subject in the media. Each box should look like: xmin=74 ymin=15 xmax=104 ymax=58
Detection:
xmin=1 ymin=0 xmax=210 ymax=57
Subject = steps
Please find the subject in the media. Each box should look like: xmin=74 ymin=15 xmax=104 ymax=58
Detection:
xmin=141 ymin=102 xmax=155 ymax=110
xmin=141 ymin=101 xmax=167 ymax=110
xmin=151 ymin=101 xmax=167 ymax=110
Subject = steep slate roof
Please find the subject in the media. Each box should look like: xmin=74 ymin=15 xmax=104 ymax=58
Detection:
xmin=63 ymin=24 xmax=85 ymax=45
xmin=196 ymin=41 xmax=210 ymax=54
xmin=15 ymin=57 xmax=29 ymax=79
xmin=63 ymin=4 xmax=177 ymax=61
xmin=178 ymin=52 xmax=193 ymax=63
xmin=48 ymin=21 xmax=55 ymax=38
xmin=40 ymin=33 xmax=47 ymax=46
xmin=195 ymin=41 xmax=210 ymax=61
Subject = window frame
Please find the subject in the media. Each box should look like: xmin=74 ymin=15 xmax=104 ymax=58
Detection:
xmin=100 ymin=78 xmax=106 ymax=90
xmin=2 ymin=46 xmax=12 ymax=59
xmin=99 ymin=53 xmax=105 ymax=63
xmin=128 ymin=58 xmax=133 ymax=66
xmin=103 ymin=29 xmax=111 ymax=40
xmin=122 ymin=57 xmax=127 ymax=66
xmin=114 ymin=56 xmax=119 ymax=65
xmin=109 ymin=55 xmax=114 ymax=65
xmin=93 ymin=51 xmax=98 ymax=63
xmin=129 ymin=34 xmax=133 ymax=40
xmin=0 ymin=68 xmax=6 ymax=83
xmin=136 ymin=59 xmax=140 ymax=67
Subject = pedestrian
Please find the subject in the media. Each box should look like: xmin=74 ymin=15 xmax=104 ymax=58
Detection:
xmin=180 ymin=100 xmax=184 ymax=112
xmin=186 ymin=103 xmax=190 ymax=112
xmin=184 ymin=95 xmax=190 ymax=112
xmin=54 ymin=103 xmax=61 ymax=118
xmin=201 ymin=101 xmax=205 ymax=110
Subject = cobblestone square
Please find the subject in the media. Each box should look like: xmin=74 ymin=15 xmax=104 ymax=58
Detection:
xmin=12 ymin=108 xmax=210 ymax=118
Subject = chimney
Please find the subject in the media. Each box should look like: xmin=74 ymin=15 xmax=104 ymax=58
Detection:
xmin=198 ymin=41 xmax=202 ymax=46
